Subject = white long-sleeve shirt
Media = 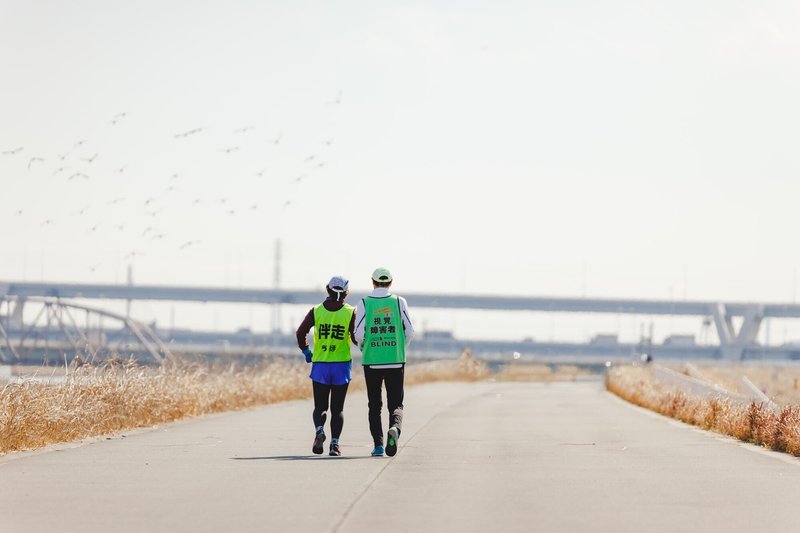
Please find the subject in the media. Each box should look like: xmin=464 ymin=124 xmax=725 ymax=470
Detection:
xmin=354 ymin=287 xmax=414 ymax=366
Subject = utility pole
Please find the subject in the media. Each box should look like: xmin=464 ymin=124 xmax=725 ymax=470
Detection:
xmin=126 ymin=264 xmax=133 ymax=319
xmin=272 ymin=239 xmax=282 ymax=344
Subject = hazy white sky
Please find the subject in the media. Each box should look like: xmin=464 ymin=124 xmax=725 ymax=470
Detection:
xmin=2 ymin=1 xmax=800 ymax=342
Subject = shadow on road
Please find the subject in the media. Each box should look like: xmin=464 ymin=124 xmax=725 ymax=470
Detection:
xmin=231 ymin=455 xmax=376 ymax=461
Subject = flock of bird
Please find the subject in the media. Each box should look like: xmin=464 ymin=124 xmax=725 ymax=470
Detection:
xmin=3 ymin=93 xmax=344 ymax=276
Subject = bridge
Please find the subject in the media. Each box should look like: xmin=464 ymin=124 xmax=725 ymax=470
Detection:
xmin=3 ymin=281 xmax=800 ymax=360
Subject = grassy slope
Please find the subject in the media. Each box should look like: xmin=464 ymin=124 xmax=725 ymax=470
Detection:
xmin=606 ymin=365 xmax=800 ymax=457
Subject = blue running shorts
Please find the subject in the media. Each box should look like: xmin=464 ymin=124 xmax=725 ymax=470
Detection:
xmin=309 ymin=361 xmax=352 ymax=386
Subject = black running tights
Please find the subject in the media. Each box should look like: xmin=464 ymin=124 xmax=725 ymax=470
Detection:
xmin=312 ymin=381 xmax=349 ymax=439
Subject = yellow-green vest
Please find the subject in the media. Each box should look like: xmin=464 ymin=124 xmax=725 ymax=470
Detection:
xmin=312 ymin=303 xmax=354 ymax=362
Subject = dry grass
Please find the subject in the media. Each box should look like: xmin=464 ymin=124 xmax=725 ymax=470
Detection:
xmin=606 ymin=365 xmax=800 ymax=457
xmin=405 ymin=349 xmax=491 ymax=384
xmin=685 ymin=364 xmax=800 ymax=406
xmin=0 ymin=359 xmax=309 ymax=454
xmin=0 ymin=350 xmax=491 ymax=455
xmin=495 ymin=363 xmax=589 ymax=382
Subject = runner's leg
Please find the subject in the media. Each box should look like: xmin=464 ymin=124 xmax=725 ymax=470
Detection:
xmin=364 ymin=366 xmax=384 ymax=445
xmin=312 ymin=381 xmax=331 ymax=430
xmin=329 ymin=383 xmax=349 ymax=440
xmin=385 ymin=366 xmax=404 ymax=435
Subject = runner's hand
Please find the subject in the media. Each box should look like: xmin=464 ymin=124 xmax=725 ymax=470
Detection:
xmin=302 ymin=347 xmax=313 ymax=363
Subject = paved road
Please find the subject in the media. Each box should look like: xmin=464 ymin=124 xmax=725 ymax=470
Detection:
xmin=2 ymin=380 xmax=800 ymax=532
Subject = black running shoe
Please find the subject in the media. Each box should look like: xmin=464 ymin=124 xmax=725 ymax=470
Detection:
xmin=386 ymin=427 xmax=399 ymax=457
xmin=312 ymin=431 xmax=326 ymax=455
xmin=329 ymin=442 xmax=341 ymax=456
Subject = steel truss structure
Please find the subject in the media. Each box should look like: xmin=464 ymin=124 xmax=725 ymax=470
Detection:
xmin=0 ymin=296 xmax=172 ymax=364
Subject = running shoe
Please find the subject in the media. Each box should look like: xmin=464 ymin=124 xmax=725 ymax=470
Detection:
xmin=370 ymin=445 xmax=385 ymax=456
xmin=312 ymin=431 xmax=326 ymax=455
xmin=386 ymin=427 xmax=399 ymax=457
xmin=329 ymin=442 xmax=341 ymax=457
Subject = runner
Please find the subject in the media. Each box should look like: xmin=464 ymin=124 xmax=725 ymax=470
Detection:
xmin=295 ymin=275 xmax=356 ymax=456
xmin=354 ymin=267 xmax=414 ymax=456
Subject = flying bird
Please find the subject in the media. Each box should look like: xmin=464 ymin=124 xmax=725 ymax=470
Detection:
xmin=220 ymin=146 xmax=240 ymax=154
xmin=108 ymin=112 xmax=127 ymax=125
xmin=67 ymin=172 xmax=89 ymax=181
xmin=234 ymin=125 xmax=255 ymax=134
xmin=81 ymin=153 xmax=99 ymax=164
xmin=179 ymin=240 xmax=201 ymax=250
xmin=53 ymin=166 xmax=70 ymax=175
xmin=27 ymin=157 xmax=45 ymax=169
xmin=2 ymin=147 xmax=23 ymax=155
xmin=174 ymin=127 xmax=203 ymax=138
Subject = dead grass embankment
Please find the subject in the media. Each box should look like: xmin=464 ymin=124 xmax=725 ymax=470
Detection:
xmin=688 ymin=364 xmax=800 ymax=407
xmin=494 ymin=363 xmax=589 ymax=382
xmin=606 ymin=365 xmax=800 ymax=457
xmin=0 ymin=360 xmax=309 ymax=454
xmin=405 ymin=349 xmax=491 ymax=384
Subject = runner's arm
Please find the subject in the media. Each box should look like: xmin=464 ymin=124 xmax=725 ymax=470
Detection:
xmin=295 ymin=307 xmax=315 ymax=350
xmin=354 ymin=299 xmax=366 ymax=347
xmin=398 ymin=296 xmax=414 ymax=345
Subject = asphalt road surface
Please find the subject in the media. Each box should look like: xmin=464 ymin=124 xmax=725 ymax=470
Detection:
xmin=2 ymin=380 xmax=800 ymax=532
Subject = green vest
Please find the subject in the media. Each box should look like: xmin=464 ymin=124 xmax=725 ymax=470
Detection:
xmin=313 ymin=303 xmax=354 ymax=362
xmin=361 ymin=295 xmax=406 ymax=365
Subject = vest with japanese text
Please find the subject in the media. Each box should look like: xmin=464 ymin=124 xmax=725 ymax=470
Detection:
xmin=361 ymin=295 xmax=405 ymax=365
xmin=312 ymin=304 xmax=354 ymax=363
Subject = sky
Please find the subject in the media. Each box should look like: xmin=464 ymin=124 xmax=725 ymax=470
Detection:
xmin=2 ymin=1 xmax=800 ymax=344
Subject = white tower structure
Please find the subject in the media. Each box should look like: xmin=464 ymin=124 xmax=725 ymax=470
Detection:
xmin=272 ymin=239 xmax=282 ymax=336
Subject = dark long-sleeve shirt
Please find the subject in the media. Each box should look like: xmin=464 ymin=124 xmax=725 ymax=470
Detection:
xmin=295 ymin=297 xmax=357 ymax=350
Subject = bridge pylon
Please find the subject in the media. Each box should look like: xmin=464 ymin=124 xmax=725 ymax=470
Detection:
xmin=711 ymin=303 xmax=764 ymax=360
